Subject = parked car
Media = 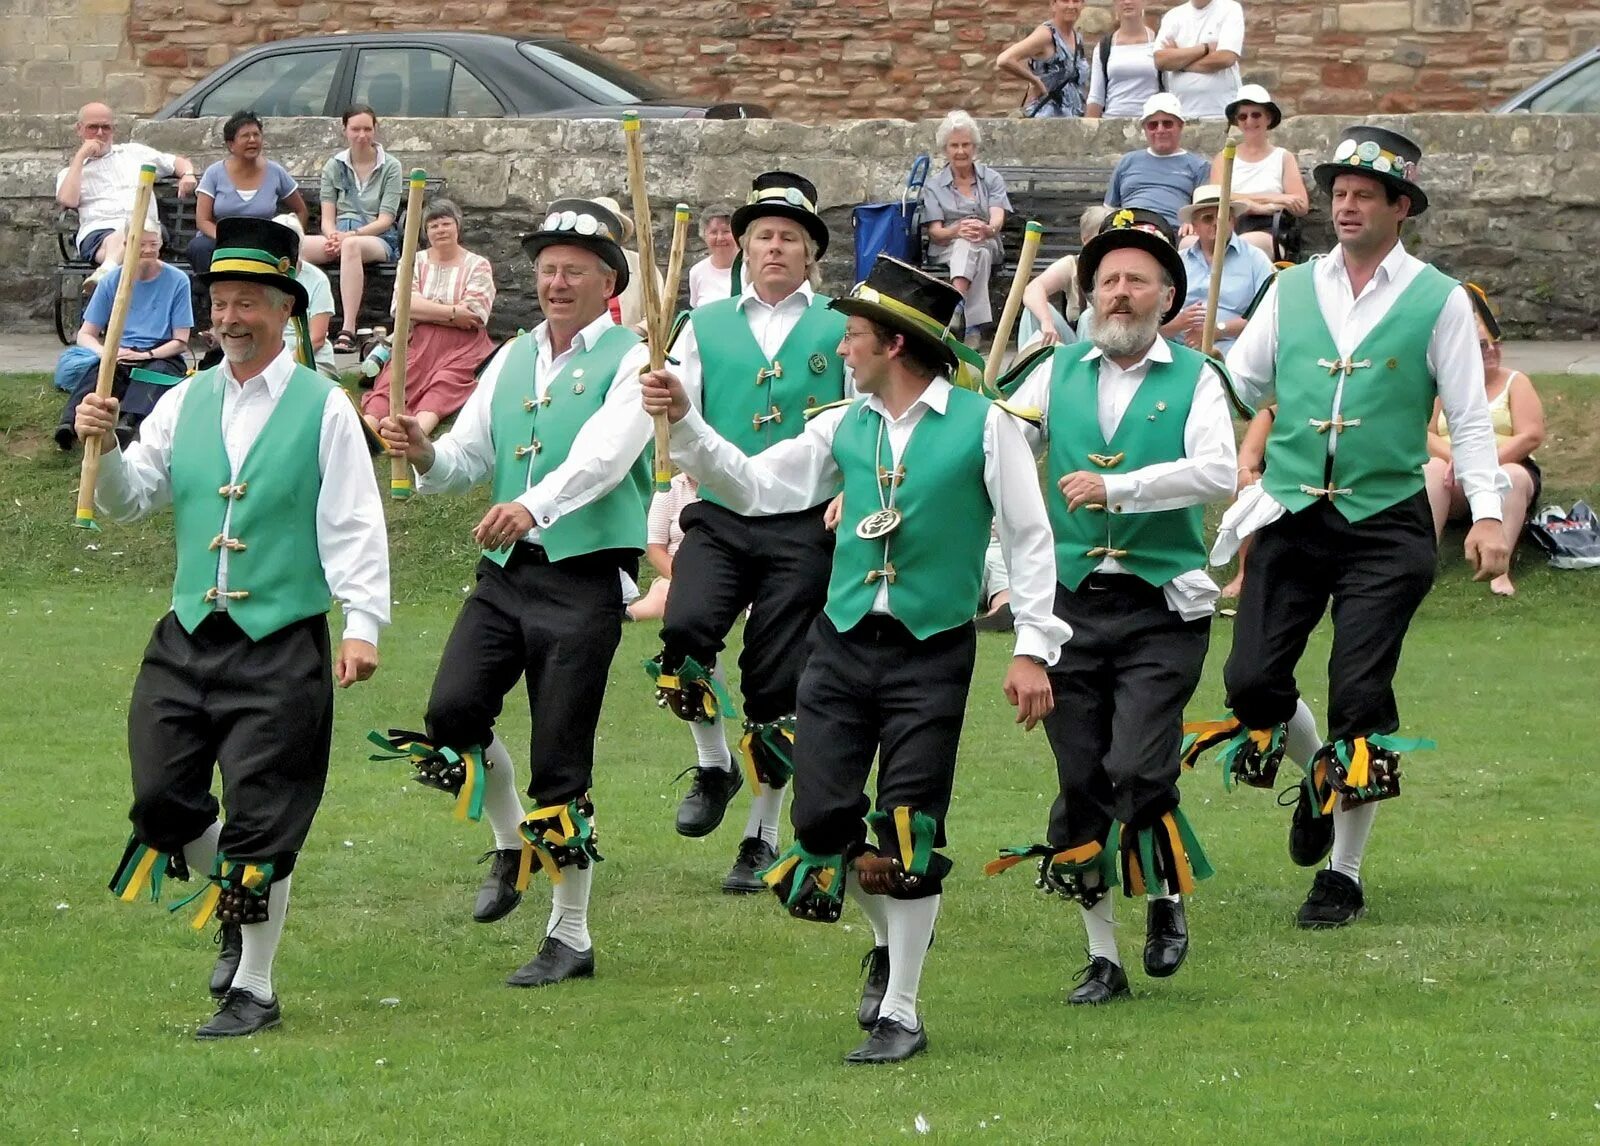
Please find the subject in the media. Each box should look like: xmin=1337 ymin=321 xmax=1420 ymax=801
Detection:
xmin=1495 ymin=47 xmax=1600 ymax=113
xmin=151 ymin=32 xmax=770 ymax=120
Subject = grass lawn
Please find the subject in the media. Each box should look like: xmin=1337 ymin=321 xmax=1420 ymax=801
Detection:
xmin=2 ymin=374 xmax=1598 ymax=1143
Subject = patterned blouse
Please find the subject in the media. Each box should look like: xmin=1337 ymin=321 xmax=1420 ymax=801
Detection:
xmin=391 ymin=250 xmax=497 ymax=325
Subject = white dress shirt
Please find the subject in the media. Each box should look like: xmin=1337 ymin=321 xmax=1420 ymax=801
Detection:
xmin=95 ymin=344 xmax=391 ymax=645
xmin=417 ymin=310 xmax=653 ymax=541
xmin=57 ymin=142 xmax=176 ymax=248
xmin=668 ymin=377 xmax=1071 ymax=664
xmin=1009 ymin=338 xmax=1237 ymax=619
xmin=1220 ymin=241 xmax=1506 ymax=560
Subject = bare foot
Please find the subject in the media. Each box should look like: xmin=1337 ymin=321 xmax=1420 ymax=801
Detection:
xmin=1490 ymin=574 xmax=1516 ymax=597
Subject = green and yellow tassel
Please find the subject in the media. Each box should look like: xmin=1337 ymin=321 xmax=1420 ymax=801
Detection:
xmin=738 ymin=718 xmax=795 ymax=793
xmin=759 ymin=842 xmax=843 ymax=908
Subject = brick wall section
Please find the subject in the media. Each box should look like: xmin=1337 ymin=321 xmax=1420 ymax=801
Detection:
xmin=0 ymin=0 xmax=159 ymax=115
xmin=102 ymin=0 xmax=1600 ymax=120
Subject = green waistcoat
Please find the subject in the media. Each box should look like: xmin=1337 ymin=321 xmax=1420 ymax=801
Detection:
xmin=826 ymin=388 xmax=994 ymax=640
xmin=1263 ymin=261 xmax=1454 ymax=522
xmin=169 ymin=364 xmax=333 ymax=640
xmin=689 ymin=293 xmax=847 ymax=508
xmin=485 ymin=325 xmax=649 ymax=565
xmin=1046 ymin=341 xmax=1209 ymax=590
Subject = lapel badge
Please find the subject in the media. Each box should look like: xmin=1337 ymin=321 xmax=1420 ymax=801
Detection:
xmin=572 ymin=368 xmax=585 ymax=378
xmin=572 ymin=382 xmax=586 ymax=395
xmin=808 ymin=353 xmax=827 ymax=375
xmin=1387 ymin=358 xmax=1399 ymax=369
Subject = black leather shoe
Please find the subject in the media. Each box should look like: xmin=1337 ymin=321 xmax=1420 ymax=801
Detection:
xmin=1296 ymin=869 xmax=1365 ymax=929
xmin=195 ymin=988 xmax=281 ymax=1039
xmin=675 ymin=766 xmax=743 ymax=838
xmin=473 ymin=849 xmax=524 ymax=923
xmin=856 ymin=945 xmax=891 ymax=1029
xmin=506 ymin=935 xmax=596 ymax=988
xmin=844 ymin=1017 xmax=928 ymax=1064
xmin=722 ymin=837 xmax=777 ymax=894
xmin=1068 ymin=956 xmax=1131 ymax=1005
xmin=1287 ymin=784 xmax=1336 ymax=868
xmin=209 ymin=924 xmax=243 ymax=999
xmin=1143 ymin=898 xmax=1189 ymax=978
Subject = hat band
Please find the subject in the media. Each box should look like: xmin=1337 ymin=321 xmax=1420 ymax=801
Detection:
xmin=540 ymin=210 xmax=616 ymax=241
xmin=1332 ymin=142 xmax=1417 ymax=182
xmin=210 ymin=246 xmax=296 ymax=277
xmin=747 ymin=186 xmax=817 ymax=214
xmin=852 ymin=285 xmax=948 ymax=341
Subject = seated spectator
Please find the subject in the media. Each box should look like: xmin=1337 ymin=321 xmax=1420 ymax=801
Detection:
xmin=1105 ymin=94 xmax=1211 ymax=232
xmin=593 ymin=196 xmax=666 ymax=331
xmin=272 ymin=213 xmax=338 ymax=377
xmin=359 ymin=198 xmax=495 ymax=435
xmin=921 ymin=109 xmax=1011 ymax=345
xmin=187 ymin=110 xmax=307 ymax=273
xmin=300 ymin=104 xmax=402 ymax=354
xmin=55 ymin=101 xmax=197 ymax=293
xmin=1154 ymin=0 xmax=1244 ymax=120
xmin=974 ymin=524 xmax=1013 ymax=631
xmin=1086 ymin=0 xmax=1161 ymax=119
xmin=687 ymin=205 xmax=738 ymax=307
xmin=1166 ymin=184 xmax=1274 ymax=354
xmin=1215 ymin=85 xmax=1308 ymax=260
xmin=996 ymin=0 xmax=1089 ymax=119
xmin=628 ymin=471 xmax=700 ymax=622
xmin=1019 ymin=204 xmax=1110 ymax=349
xmin=54 ymin=226 xmax=191 ymax=450
xmin=1424 ymin=287 xmax=1544 ymax=597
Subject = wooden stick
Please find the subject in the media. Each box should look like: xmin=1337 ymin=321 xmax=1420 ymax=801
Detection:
xmin=622 ymin=111 xmax=674 ymax=492
xmin=662 ymin=203 xmax=691 ymax=321
xmin=74 ymin=163 xmax=157 ymax=530
xmin=1201 ymin=136 xmax=1239 ymax=360
xmin=984 ymin=220 xmax=1044 ymax=392
xmin=388 ymin=168 xmax=429 ymax=500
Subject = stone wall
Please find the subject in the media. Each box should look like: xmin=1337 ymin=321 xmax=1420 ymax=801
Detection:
xmin=2 ymin=0 xmax=1587 ymax=121
xmin=0 ymin=112 xmax=1594 ymax=338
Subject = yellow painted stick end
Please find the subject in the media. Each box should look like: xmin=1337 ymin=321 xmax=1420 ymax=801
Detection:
xmin=674 ymin=203 xmax=691 ymax=218
xmin=622 ymin=110 xmax=640 ymax=129
xmin=138 ymin=164 xmax=158 ymax=179
xmin=73 ymin=510 xmax=101 ymax=531
xmin=390 ymin=479 xmax=414 ymax=501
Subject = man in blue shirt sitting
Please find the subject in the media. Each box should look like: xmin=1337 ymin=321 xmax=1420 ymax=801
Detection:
xmin=1104 ymin=93 xmax=1212 ymax=232
xmin=1164 ymin=184 xmax=1275 ymax=355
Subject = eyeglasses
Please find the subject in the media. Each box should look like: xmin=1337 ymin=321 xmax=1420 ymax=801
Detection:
xmin=1144 ymin=118 xmax=1180 ymax=130
xmin=537 ymin=265 xmax=594 ymax=281
xmin=81 ymin=122 xmax=114 ymax=132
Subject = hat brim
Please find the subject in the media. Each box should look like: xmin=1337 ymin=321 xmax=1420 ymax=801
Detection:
xmin=197 ymin=269 xmax=309 ymax=317
xmin=520 ymin=233 xmax=630 ymax=297
xmin=1313 ymin=163 xmax=1429 ymax=216
xmin=1077 ymin=229 xmax=1188 ymax=325
xmin=1226 ymin=99 xmax=1282 ymax=129
xmin=829 ymin=295 xmax=957 ymax=374
xmin=731 ymin=203 xmax=830 ymax=258
xmin=1178 ymin=199 xmax=1249 ymax=224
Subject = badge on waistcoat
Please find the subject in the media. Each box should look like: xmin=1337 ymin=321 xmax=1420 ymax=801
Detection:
xmin=809 ymin=353 xmax=828 ymax=375
xmin=855 ymin=507 xmax=903 ymax=540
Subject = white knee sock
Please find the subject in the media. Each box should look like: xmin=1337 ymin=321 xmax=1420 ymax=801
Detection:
xmin=481 ymin=736 xmax=527 ymax=851
xmin=1079 ymin=894 xmax=1119 ymax=965
xmin=232 ymin=876 xmax=291 ymax=1003
xmin=846 ymin=872 xmax=890 ymax=947
xmin=545 ymin=863 xmax=594 ymax=952
xmin=741 ymin=784 xmax=785 ymax=848
xmin=1285 ymin=699 xmax=1323 ymax=767
xmin=182 ymin=820 xmax=221 ymax=876
xmin=690 ymin=718 xmax=733 ymax=771
xmin=1330 ymin=801 xmax=1379 ymax=883
xmin=879 ymin=895 xmax=940 ymax=1029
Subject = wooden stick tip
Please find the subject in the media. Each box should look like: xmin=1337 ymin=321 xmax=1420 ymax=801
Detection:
xmin=408 ymin=168 xmax=428 ymax=182
xmin=622 ymin=110 xmax=640 ymax=128
xmin=1024 ymin=220 xmax=1045 ymax=235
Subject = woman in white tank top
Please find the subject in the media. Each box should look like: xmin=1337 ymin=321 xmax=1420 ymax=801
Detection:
xmin=1210 ymin=84 xmax=1308 ymax=258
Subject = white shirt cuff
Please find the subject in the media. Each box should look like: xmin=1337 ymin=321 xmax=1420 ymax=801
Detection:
xmin=1467 ymin=490 xmax=1504 ymax=523
xmin=516 ymin=490 xmax=559 ymax=530
xmin=1012 ymin=625 xmax=1060 ymax=666
xmin=1101 ymin=473 xmax=1135 ymax=511
xmin=342 ymin=609 xmax=383 ymax=647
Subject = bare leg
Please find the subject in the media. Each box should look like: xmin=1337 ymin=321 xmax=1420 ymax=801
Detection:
xmin=338 ymin=235 xmax=390 ymax=335
xmin=97 ymin=231 xmax=126 ymax=268
xmin=1491 ymin=463 xmax=1534 ymax=597
xmin=416 ymin=410 xmax=441 ymax=435
xmin=1421 ymin=457 xmax=1454 ymax=539
xmin=1241 ymin=231 xmax=1276 ymax=258
xmin=626 ymin=578 xmax=671 ymax=622
xmin=1222 ymin=534 xmax=1252 ymax=597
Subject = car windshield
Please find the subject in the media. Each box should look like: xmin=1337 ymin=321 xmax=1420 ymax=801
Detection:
xmin=516 ymin=41 xmax=672 ymax=103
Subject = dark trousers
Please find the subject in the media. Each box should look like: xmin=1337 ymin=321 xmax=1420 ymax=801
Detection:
xmin=425 ymin=546 xmax=629 ymax=806
xmin=127 ymin=612 xmax=333 ymax=876
xmin=1042 ymin=576 xmax=1211 ymax=847
xmin=658 ymin=500 xmax=834 ymax=723
xmin=58 ymin=357 xmax=185 ymax=448
xmin=789 ymin=614 xmax=976 ymax=864
xmin=1224 ymin=492 xmax=1437 ymax=742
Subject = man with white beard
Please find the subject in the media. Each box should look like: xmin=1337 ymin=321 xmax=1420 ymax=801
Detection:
xmin=990 ymin=209 xmax=1238 ymax=1004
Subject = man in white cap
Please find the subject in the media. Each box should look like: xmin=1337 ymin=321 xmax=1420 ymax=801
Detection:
xmin=1154 ymin=0 xmax=1244 ymax=120
xmin=1104 ymin=94 xmax=1211 ymax=232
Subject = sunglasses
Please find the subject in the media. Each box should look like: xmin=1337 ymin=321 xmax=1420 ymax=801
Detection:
xmin=1235 ymin=109 xmax=1269 ymax=122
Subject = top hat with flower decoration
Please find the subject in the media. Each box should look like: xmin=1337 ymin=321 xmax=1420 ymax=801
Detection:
xmin=1313 ymin=125 xmax=1429 ymax=216
xmin=520 ymin=198 xmax=630 ymax=296
xmin=1077 ymin=207 xmax=1188 ymax=323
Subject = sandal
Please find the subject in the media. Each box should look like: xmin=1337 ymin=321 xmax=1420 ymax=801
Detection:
xmin=332 ymin=330 xmax=359 ymax=354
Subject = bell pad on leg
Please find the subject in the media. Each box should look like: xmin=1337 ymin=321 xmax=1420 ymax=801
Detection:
xmin=644 ymin=655 xmax=737 ymax=724
xmin=1181 ymin=716 xmax=1285 ymax=790
xmin=739 ymin=717 xmax=795 ymax=790
xmin=759 ymin=843 xmax=844 ymax=922
xmin=108 ymin=835 xmax=190 ymax=904
xmin=367 ymin=729 xmax=488 ymax=820
xmin=863 ymin=806 xmax=949 ymax=897
xmin=170 ymin=855 xmax=276 ymax=931
xmin=518 ymin=798 xmax=603 ymax=883
xmin=1040 ymin=842 xmax=1117 ymax=909
xmin=1324 ymin=735 xmax=1430 ymax=808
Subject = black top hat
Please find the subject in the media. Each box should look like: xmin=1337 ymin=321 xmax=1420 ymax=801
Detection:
xmin=731 ymin=171 xmax=830 ymax=257
xmin=520 ymin=198 xmax=630 ymax=296
xmin=1077 ymin=208 xmax=1188 ymax=324
xmin=1313 ymin=125 xmax=1429 ymax=216
xmin=198 ymin=217 xmax=308 ymax=316
xmin=1464 ymin=283 xmax=1502 ymax=342
xmin=829 ymin=255 xmax=962 ymax=374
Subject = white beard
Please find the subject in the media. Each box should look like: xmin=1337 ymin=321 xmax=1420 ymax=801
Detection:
xmin=1092 ymin=310 xmax=1162 ymax=358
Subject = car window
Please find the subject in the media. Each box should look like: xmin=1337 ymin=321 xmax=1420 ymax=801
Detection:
xmin=1528 ymin=57 xmax=1600 ymax=113
xmin=354 ymin=47 xmax=485 ymax=117
xmin=517 ymin=42 xmax=671 ymax=104
xmin=195 ymin=49 xmax=341 ymax=118
xmin=448 ymin=66 xmax=503 ymax=118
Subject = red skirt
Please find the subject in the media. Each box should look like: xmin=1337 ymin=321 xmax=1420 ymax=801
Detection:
xmin=361 ymin=322 xmax=495 ymax=420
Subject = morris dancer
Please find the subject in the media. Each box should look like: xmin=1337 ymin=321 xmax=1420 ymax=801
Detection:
xmin=988 ymin=211 xmax=1236 ymax=1004
xmin=87 ymin=217 xmax=389 ymax=1038
xmin=643 ymin=256 xmax=1067 ymax=1064
xmin=1192 ymin=126 xmax=1507 ymax=927
xmin=646 ymin=172 xmax=850 ymax=893
xmin=375 ymin=199 xmax=652 ymax=986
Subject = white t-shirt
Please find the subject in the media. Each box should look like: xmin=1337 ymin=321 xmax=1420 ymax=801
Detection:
xmin=285 ymin=260 xmax=338 ymax=374
xmin=1156 ymin=0 xmax=1244 ymax=120
xmin=56 ymin=142 xmax=177 ymax=247
xmin=687 ymin=256 xmax=736 ymax=308
xmin=1087 ymin=33 xmax=1161 ymax=117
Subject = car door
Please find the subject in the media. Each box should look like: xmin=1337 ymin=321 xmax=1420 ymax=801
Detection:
xmin=350 ymin=45 xmax=507 ymax=118
xmin=1524 ymin=55 xmax=1600 ymax=113
xmin=187 ymin=47 xmax=347 ymax=119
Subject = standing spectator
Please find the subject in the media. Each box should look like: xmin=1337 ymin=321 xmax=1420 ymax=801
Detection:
xmin=1166 ymin=184 xmax=1274 ymax=355
xmin=1215 ymin=85 xmax=1309 ymax=260
xmin=921 ymin=110 xmax=1011 ymax=344
xmin=688 ymin=206 xmax=739 ymax=308
xmin=997 ymin=0 xmax=1089 ymax=119
xmin=54 ymin=227 xmax=191 ymax=450
xmin=300 ymin=105 xmax=402 ymax=354
xmin=1018 ymin=204 xmax=1110 ymax=349
xmin=359 ymin=198 xmax=496 ymax=436
xmin=1086 ymin=0 xmax=1161 ymax=119
xmin=1154 ymin=0 xmax=1244 ymax=121
xmin=272 ymin=214 xmax=338 ymax=378
xmin=1105 ymin=94 xmax=1211 ymax=231
xmin=188 ymin=111 xmax=308 ymax=273
xmin=55 ymin=102 xmax=197 ymax=293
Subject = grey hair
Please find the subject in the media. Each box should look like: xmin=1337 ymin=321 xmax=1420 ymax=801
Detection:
xmin=423 ymin=197 xmax=464 ymax=231
xmin=936 ymin=109 xmax=981 ymax=150
xmin=1078 ymin=205 xmax=1110 ymax=244
xmin=259 ymin=284 xmax=293 ymax=312
xmin=698 ymin=205 xmax=734 ymax=234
